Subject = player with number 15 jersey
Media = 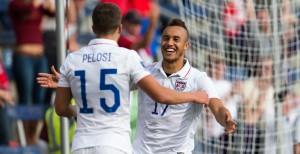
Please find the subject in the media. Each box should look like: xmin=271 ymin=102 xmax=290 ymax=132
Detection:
xmin=58 ymin=38 xmax=149 ymax=153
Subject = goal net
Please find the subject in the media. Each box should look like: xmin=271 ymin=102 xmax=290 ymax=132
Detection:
xmin=176 ymin=0 xmax=300 ymax=153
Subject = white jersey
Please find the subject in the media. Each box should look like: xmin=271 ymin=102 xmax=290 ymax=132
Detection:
xmin=133 ymin=59 xmax=220 ymax=154
xmin=58 ymin=38 xmax=150 ymax=153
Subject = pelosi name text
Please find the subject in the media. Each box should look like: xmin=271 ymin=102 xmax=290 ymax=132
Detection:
xmin=82 ymin=53 xmax=111 ymax=63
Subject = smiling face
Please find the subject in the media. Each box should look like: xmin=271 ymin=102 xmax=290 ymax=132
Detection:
xmin=161 ymin=26 xmax=189 ymax=63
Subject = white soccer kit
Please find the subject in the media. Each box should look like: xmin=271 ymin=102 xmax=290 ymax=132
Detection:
xmin=133 ymin=59 xmax=220 ymax=154
xmin=58 ymin=38 xmax=150 ymax=154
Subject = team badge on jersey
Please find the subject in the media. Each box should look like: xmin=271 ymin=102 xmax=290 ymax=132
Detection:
xmin=175 ymin=80 xmax=186 ymax=91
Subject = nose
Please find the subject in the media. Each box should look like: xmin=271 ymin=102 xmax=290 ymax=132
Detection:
xmin=166 ymin=39 xmax=174 ymax=46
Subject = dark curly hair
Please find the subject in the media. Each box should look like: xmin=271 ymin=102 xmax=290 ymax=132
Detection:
xmin=167 ymin=18 xmax=189 ymax=39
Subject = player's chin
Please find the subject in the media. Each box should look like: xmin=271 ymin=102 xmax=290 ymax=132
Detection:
xmin=163 ymin=56 xmax=178 ymax=63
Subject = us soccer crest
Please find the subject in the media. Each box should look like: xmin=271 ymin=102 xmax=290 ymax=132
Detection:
xmin=175 ymin=80 xmax=187 ymax=91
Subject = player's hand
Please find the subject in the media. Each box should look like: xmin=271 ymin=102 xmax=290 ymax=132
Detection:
xmin=194 ymin=90 xmax=209 ymax=105
xmin=36 ymin=66 xmax=60 ymax=89
xmin=224 ymin=111 xmax=237 ymax=135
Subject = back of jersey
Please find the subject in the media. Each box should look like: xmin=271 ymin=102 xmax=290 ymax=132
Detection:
xmin=58 ymin=38 xmax=149 ymax=153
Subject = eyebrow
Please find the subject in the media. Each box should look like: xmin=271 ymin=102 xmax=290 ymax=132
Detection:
xmin=162 ymin=35 xmax=181 ymax=39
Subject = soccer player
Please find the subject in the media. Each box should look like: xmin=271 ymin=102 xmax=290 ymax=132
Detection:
xmin=132 ymin=19 xmax=237 ymax=154
xmin=52 ymin=3 xmax=208 ymax=154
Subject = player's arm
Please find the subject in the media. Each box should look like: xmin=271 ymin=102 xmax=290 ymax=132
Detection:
xmin=54 ymin=87 xmax=77 ymax=118
xmin=208 ymin=98 xmax=237 ymax=134
xmin=137 ymin=75 xmax=208 ymax=105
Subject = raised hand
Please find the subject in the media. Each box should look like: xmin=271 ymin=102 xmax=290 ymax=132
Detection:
xmin=36 ymin=66 xmax=60 ymax=89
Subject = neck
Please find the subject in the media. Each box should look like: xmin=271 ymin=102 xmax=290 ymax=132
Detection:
xmin=97 ymin=33 xmax=120 ymax=42
xmin=162 ymin=58 xmax=186 ymax=75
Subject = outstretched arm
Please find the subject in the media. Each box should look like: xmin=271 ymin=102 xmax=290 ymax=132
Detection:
xmin=208 ymin=98 xmax=237 ymax=134
xmin=36 ymin=66 xmax=60 ymax=89
xmin=137 ymin=75 xmax=209 ymax=105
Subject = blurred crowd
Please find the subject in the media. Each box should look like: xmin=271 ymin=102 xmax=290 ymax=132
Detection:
xmin=0 ymin=0 xmax=299 ymax=153
xmin=186 ymin=0 xmax=300 ymax=153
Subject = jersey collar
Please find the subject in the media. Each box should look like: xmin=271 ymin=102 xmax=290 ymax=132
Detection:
xmin=88 ymin=38 xmax=119 ymax=46
xmin=154 ymin=58 xmax=192 ymax=78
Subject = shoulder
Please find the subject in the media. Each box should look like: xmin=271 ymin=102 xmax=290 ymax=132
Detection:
xmin=141 ymin=62 xmax=160 ymax=74
xmin=125 ymin=49 xmax=141 ymax=57
xmin=189 ymin=67 xmax=209 ymax=78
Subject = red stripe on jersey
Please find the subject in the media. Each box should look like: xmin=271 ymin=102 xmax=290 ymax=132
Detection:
xmin=184 ymin=66 xmax=191 ymax=78
xmin=152 ymin=63 xmax=157 ymax=68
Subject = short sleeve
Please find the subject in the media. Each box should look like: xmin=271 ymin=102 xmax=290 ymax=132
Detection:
xmin=197 ymin=72 xmax=220 ymax=99
xmin=127 ymin=51 xmax=150 ymax=84
xmin=58 ymin=57 xmax=71 ymax=87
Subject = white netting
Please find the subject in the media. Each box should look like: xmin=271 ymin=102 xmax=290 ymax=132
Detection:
xmin=177 ymin=0 xmax=300 ymax=153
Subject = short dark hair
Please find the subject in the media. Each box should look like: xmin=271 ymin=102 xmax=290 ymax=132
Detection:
xmin=167 ymin=18 xmax=189 ymax=38
xmin=92 ymin=3 xmax=122 ymax=36
xmin=123 ymin=10 xmax=142 ymax=24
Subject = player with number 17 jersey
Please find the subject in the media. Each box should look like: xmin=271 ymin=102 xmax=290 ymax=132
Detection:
xmin=133 ymin=59 xmax=220 ymax=154
xmin=58 ymin=38 xmax=150 ymax=154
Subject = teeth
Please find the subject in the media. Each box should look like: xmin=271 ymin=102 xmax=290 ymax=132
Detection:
xmin=166 ymin=49 xmax=175 ymax=52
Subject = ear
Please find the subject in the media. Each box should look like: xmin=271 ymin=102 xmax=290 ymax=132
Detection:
xmin=92 ymin=25 xmax=96 ymax=35
xmin=117 ymin=24 xmax=122 ymax=34
xmin=184 ymin=41 xmax=190 ymax=51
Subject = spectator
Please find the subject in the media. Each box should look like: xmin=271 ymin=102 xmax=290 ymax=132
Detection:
xmin=239 ymin=56 xmax=277 ymax=153
xmin=222 ymin=0 xmax=246 ymax=68
xmin=8 ymin=0 xmax=55 ymax=145
xmin=281 ymin=90 xmax=300 ymax=154
xmin=118 ymin=1 xmax=160 ymax=64
xmin=43 ymin=0 xmax=78 ymax=69
xmin=0 ymin=59 xmax=14 ymax=145
xmin=238 ymin=0 xmax=273 ymax=77
xmin=280 ymin=0 xmax=299 ymax=85
xmin=74 ymin=0 xmax=94 ymax=37
xmin=101 ymin=0 xmax=152 ymax=17
xmin=204 ymin=54 xmax=238 ymax=153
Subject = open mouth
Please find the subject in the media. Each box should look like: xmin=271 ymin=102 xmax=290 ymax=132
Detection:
xmin=165 ymin=48 xmax=175 ymax=53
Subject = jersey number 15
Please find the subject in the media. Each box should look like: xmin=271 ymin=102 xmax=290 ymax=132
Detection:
xmin=75 ymin=69 xmax=120 ymax=114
